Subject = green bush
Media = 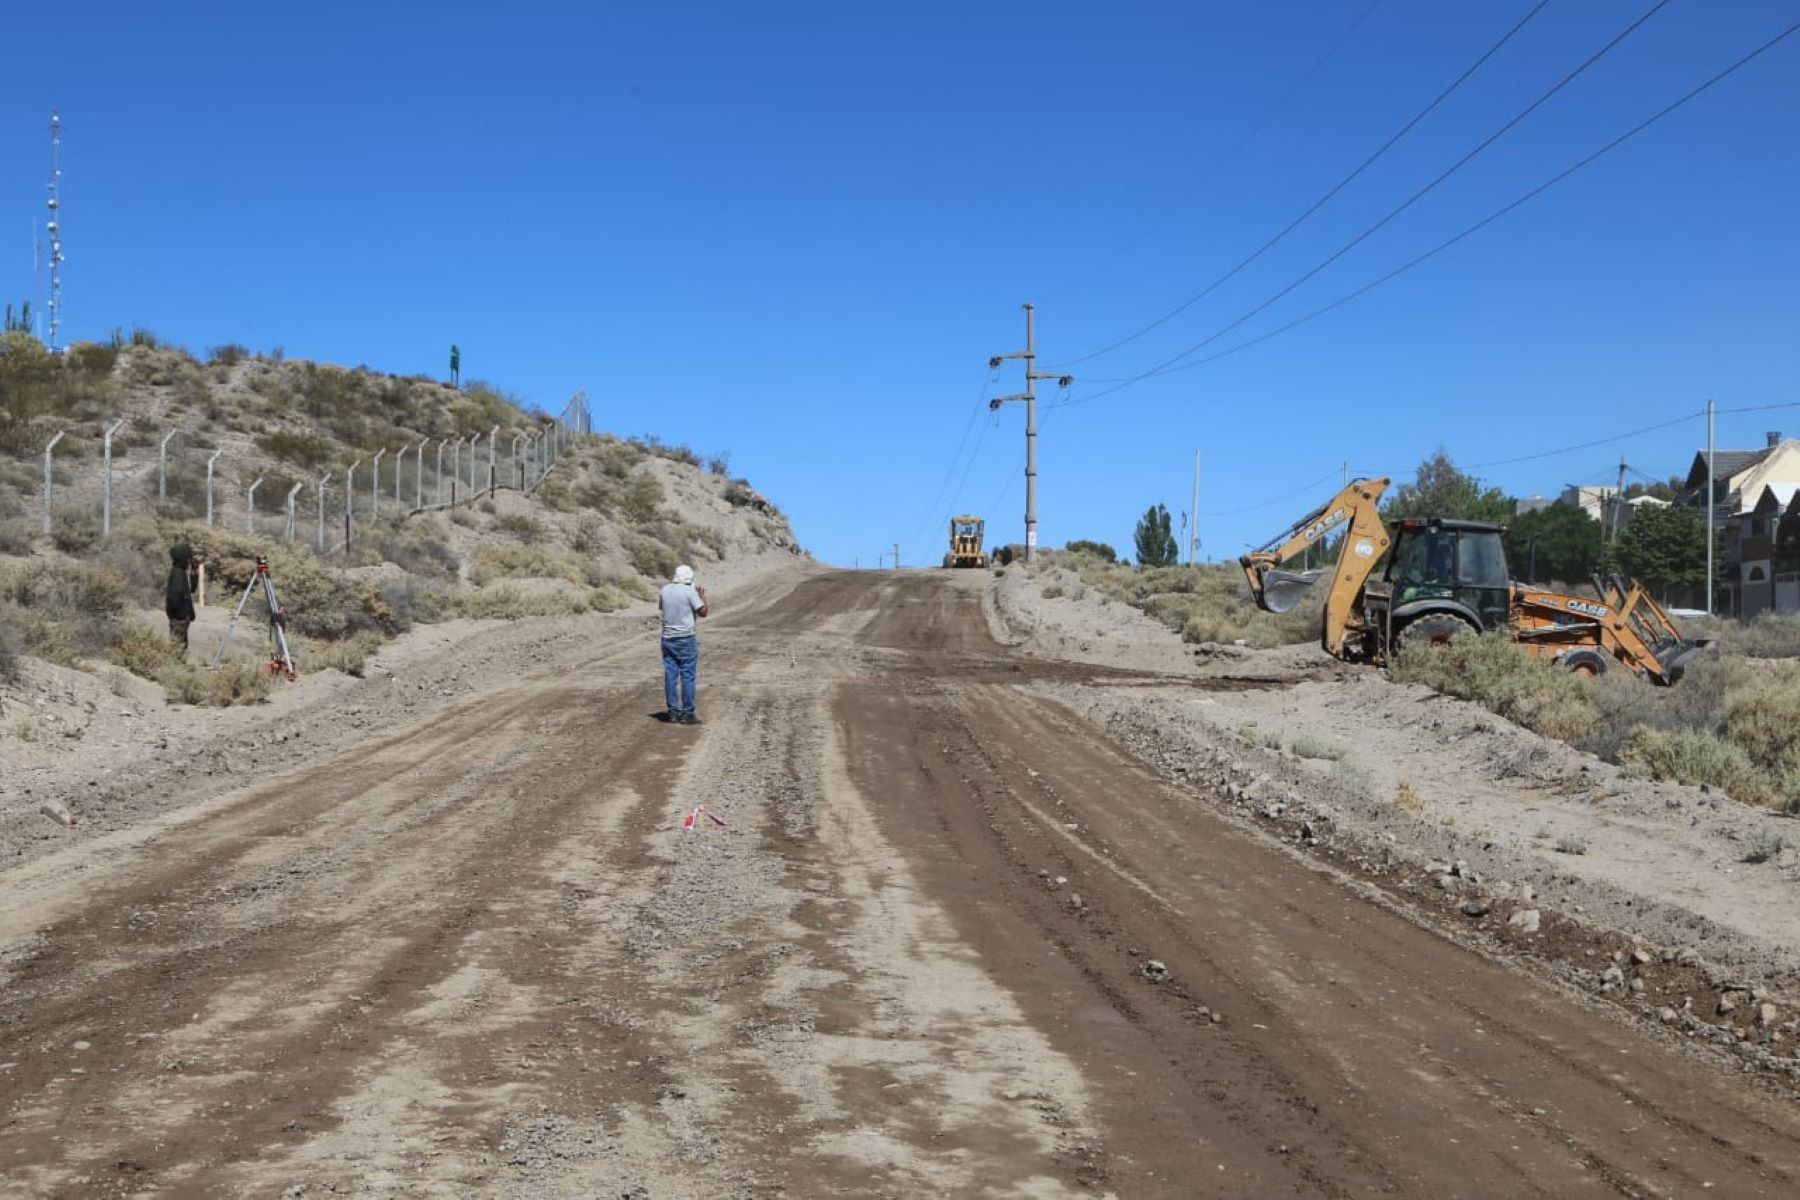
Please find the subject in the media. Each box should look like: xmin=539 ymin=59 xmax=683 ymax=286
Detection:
xmin=0 ymin=559 xmax=130 ymax=660
xmin=297 ymin=630 xmax=383 ymax=677
xmin=1723 ymin=684 xmax=1800 ymax=776
xmin=109 ymin=621 xmax=182 ymax=679
xmin=1393 ymin=633 xmax=1599 ymax=742
xmin=158 ymin=661 xmax=273 ymax=706
xmin=255 ymin=429 xmax=336 ymax=468
xmin=623 ymin=534 xmax=677 ymax=580
xmin=1619 ymin=727 xmax=1773 ymax=805
xmin=50 ymin=512 xmax=101 ymax=553
xmin=491 ymin=512 xmax=545 ymax=542
xmin=468 ymin=544 xmax=582 ymax=586
xmin=455 ymin=585 xmax=592 ymax=620
xmin=620 ymin=474 xmax=665 ymax=523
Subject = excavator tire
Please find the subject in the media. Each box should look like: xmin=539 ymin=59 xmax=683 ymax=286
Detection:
xmin=1559 ymin=647 xmax=1610 ymax=677
xmin=1396 ymin=612 xmax=1477 ymax=652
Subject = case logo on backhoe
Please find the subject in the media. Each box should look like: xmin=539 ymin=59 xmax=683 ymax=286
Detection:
xmin=1304 ymin=508 xmax=1348 ymax=543
xmin=1565 ymin=599 xmax=1609 ymax=618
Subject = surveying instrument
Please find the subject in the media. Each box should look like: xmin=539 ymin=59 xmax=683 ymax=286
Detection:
xmin=210 ymin=555 xmax=298 ymax=681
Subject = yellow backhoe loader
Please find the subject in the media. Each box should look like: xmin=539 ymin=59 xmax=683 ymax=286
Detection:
xmin=944 ymin=515 xmax=988 ymax=568
xmin=1239 ymin=477 xmax=1706 ymax=684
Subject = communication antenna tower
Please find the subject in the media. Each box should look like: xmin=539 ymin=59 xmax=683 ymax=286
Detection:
xmin=46 ymin=111 xmax=65 ymax=351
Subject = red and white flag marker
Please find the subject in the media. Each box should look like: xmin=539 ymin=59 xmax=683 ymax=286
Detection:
xmin=682 ymin=805 xmax=727 ymax=832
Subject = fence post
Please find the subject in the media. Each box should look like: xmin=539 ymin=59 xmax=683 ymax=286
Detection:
xmin=102 ymin=418 xmax=126 ymax=538
xmin=469 ymin=431 xmax=480 ymax=493
xmin=372 ymin=447 xmax=387 ymax=518
xmin=435 ymin=438 xmax=448 ymax=505
xmin=317 ymin=472 xmax=330 ymax=552
xmin=346 ymin=460 xmax=360 ymax=536
xmin=205 ymin=449 xmax=223 ymax=527
xmin=414 ymin=441 xmax=425 ymax=511
xmin=158 ymin=429 xmax=176 ymax=500
xmin=246 ymin=477 xmax=263 ymax=534
xmin=42 ymin=430 xmax=65 ymax=535
xmin=488 ymin=426 xmax=499 ymax=497
xmin=396 ymin=443 xmax=409 ymax=511
xmin=512 ymin=434 xmax=524 ymax=490
xmin=284 ymin=481 xmax=303 ymax=541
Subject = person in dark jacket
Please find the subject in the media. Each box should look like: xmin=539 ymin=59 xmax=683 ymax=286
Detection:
xmin=166 ymin=542 xmax=199 ymax=651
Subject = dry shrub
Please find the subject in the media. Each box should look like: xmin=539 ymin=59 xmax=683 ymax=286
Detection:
xmin=623 ymin=534 xmax=677 ymax=581
xmin=1393 ymin=633 xmax=1599 ymax=742
xmin=0 ymin=518 xmax=32 ymax=556
xmin=620 ymin=474 xmax=665 ymax=523
xmin=157 ymin=661 xmax=273 ymax=706
xmin=109 ymin=621 xmax=182 ymax=679
xmin=491 ymin=512 xmax=545 ymax=542
xmin=469 ymin=544 xmax=582 ymax=587
xmin=370 ymin=521 xmax=460 ymax=581
xmin=296 ymin=630 xmax=383 ymax=677
xmin=1619 ymin=727 xmax=1772 ymax=805
xmin=186 ymin=530 xmax=397 ymax=638
xmin=1043 ymin=554 xmax=1319 ymax=648
xmin=1717 ymin=612 xmax=1800 ymax=659
xmin=0 ymin=559 xmax=130 ymax=661
xmin=455 ymin=586 xmax=590 ymax=620
xmin=0 ymin=621 xmax=15 ymax=681
xmin=1723 ymin=684 xmax=1800 ymax=776
xmin=51 ymin=512 xmax=100 ymax=553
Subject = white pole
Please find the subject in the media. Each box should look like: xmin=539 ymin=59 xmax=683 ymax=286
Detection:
xmin=246 ymin=477 xmax=263 ymax=534
xmin=285 ymin=481 xmax=303 ymax=541
xmin=159 ymin=429 xmax=177 ymax=500
xmin=416 ymin=441 xmax=426 ymax=511
xmin=42 ymin=429 xmax=65 ymax=534
xmin=372 ymin=448 xmax=387 ymax=518
xmin=205 ymin=449 xmax=223 ymax=527
xmin=317 ymin=472 xmax=331 ymax=551
xmin=1189 ymin=449 xmax=1201 ymax=565
xmin=436 ymin=439 xmax=448 ymax=505
xmin=102 ymin=419 xmax=126 ymax=537
xmin=346 ymin=460 xmax=359 ymax=531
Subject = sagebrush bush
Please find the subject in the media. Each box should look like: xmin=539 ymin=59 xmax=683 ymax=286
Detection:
xmin=157 ymin=661 xmax=273 ymax=706
xmin=1393 ymin=633 xmax=1599 ymax=742
xmin=469 ymin=544 xmax=583 ymax=587
xmin=1723 ymin=684 xmax=1800 ymax=776
xmin=1717 ymin=612 xmax=1800 ymax=659
xmin=0 ymin=560 xmax=130 ymax=661
xmin=455 ymin=585 xmax=593 ymax=620
xmin=491 ymin=512 xmax=545 ymax=542
xmin=1619 ymin=727 xmax=1772 ymax=805
xmin=109 ymin=621 xmax=182 ymax=679
xmin=623 ymin=533 xmax=678 ymax=580
xmin=369 ymin=521 xmax=460 ymax=582
xmin=296 ymin=630 xmax=383 ymax=677
xmin=620 ymin=474 xmax=665 ymax=523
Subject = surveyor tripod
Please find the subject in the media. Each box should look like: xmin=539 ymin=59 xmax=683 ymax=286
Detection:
xmin=210 ymin=555 xmax=298 ymax=681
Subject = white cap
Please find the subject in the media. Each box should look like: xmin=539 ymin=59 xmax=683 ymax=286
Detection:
xmin=673 ymin=564 xmax=695 ymax=585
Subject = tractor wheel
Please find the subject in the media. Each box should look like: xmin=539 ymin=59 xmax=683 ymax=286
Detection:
xmin=943 ymin=553 xmax=955 ymax=568
xmin=1397 ymin=612 xmax=1477 ymax=652
xmin=1559 ymin=647 xmax=1610 ymax=677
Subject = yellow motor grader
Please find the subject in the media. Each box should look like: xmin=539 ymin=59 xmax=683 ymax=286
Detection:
xmin=1239 ymin=477 xmax=1706 ymax=683
xmin=944 ymin=515 xmax=988 ymax=568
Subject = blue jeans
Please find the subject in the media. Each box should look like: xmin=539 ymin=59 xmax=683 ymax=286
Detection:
xmin=662 ymin=635 xmax=698 ymax=718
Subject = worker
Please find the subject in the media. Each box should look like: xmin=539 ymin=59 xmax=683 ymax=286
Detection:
xmin=658 ymin=564 xmax=709 ymax=725
xmin=165 ymin=541 xmax=199 ymax=654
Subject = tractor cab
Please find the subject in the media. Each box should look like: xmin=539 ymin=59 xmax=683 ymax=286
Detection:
xmin=1364 ymin=519 xmax=1512 ymax=637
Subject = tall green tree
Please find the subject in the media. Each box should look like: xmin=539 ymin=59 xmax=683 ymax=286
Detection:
xmin=1611 ymin=503 xmax=1708 ymax=601
xmin=1382 ymin=449 xmax=1515 ymax=523
xmin=1504 ymin=504 xmax=1603 ymax=585
xmin=2 ymin=301 xmax=30 ymax=334
xmin=1134 ymin=504 xmax=1179 ymax=567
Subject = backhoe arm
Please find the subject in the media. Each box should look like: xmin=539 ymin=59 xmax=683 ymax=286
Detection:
xmin=1239 ymin=478 xmax=1391 ymax=657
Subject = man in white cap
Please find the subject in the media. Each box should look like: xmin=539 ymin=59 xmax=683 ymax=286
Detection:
xmin=658 ymin=564 xmax=709 ymax=724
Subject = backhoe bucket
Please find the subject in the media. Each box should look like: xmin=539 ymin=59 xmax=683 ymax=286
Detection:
xmin=1653 ymin=637 xmax=1712 ymax=684
xmin=1257 ymin=569 xmax=1324 ymax=614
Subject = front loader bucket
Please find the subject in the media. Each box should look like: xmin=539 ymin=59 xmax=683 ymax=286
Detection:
xmin=1257 ymin=569 xmax=1325 ymax=615
xmin=1654 ymin=638 xmax=1713 ymax=684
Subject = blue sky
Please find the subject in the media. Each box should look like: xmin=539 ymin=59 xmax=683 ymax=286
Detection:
xmin=4 ymin=1 xmax=1796 ymax=566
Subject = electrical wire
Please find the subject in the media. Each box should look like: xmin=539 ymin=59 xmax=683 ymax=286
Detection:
xmin=1055 ymin=0 xmax=1549 ymax=368
xmin=1053 ymin=15 xmax=1799 ymax=412
xmin=1199 ymin=465 xmax=1347 ymax=518
xmin=912 ymin=366 xmax=999 ymax=547
xmin=1467 ymin=410 xmax=1701 ymax=469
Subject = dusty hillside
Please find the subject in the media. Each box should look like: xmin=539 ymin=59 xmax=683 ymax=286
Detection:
xmin=0 ymin=330 xmax=804 ymax=718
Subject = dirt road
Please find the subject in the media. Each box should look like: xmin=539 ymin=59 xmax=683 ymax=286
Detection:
xmin=4 ymin=570 xmax=1800 ymax=1197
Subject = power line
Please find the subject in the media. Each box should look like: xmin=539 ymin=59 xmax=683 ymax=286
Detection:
xmin=1199 ymin=465 xmax=1347 ymax=518
xmin=912 ymin=366 xmax=998 ymax=546
xmin=1065 ymin=0 xmax=1385 ymax=297
xmin=1467 ymin=410 xmax=1700 ymax=469
xmin=1056 ymin=0 xmax=1549 ymax=368
xmin=1053 ymin=14 xmax=1798 ymax=411
xmin=1054 ymin=0 xmax=1672 ymax=408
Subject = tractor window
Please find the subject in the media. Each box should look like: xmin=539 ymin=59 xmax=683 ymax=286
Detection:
xmin=1456 ymin=534 xmax=1510 ymax=587
xmin=1388 ymin=528 xmax=1456 ymax=587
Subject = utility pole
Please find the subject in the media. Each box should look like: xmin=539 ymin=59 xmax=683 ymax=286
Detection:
xmin=1706 ymin=398 xmax=1716 ymax=617
xmin=989 ymin=303 xmax=1072 ymax=562
xmin=1189 ymin=450 xmax=1201 ymax=565
xmin=1610 ymin=455 xmax=1627 ymax=545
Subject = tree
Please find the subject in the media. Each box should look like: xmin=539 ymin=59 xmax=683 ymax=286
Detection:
xmin=1503 ymin=504 xmax=1602 ymax=585
xmin=1382 ymin=449 xmax=1514 ymax=523
xmin=2 ymin=301 xmax=30 ymax=334
xmin=1134 ymin=504 xmax=1178 ymax=567
xmin=1611 ymin=503 xmax=1708 ymax=601
xmin=1065 ymin=539 xmax=1117 ymax=563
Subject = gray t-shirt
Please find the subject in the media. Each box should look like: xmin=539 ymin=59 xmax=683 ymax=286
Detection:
xmin=659 ymin=582 xmax=704 ymax=639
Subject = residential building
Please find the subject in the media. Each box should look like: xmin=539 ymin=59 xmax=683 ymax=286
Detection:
xmin=1680 ymin=433 xmax=1800 ymax=615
